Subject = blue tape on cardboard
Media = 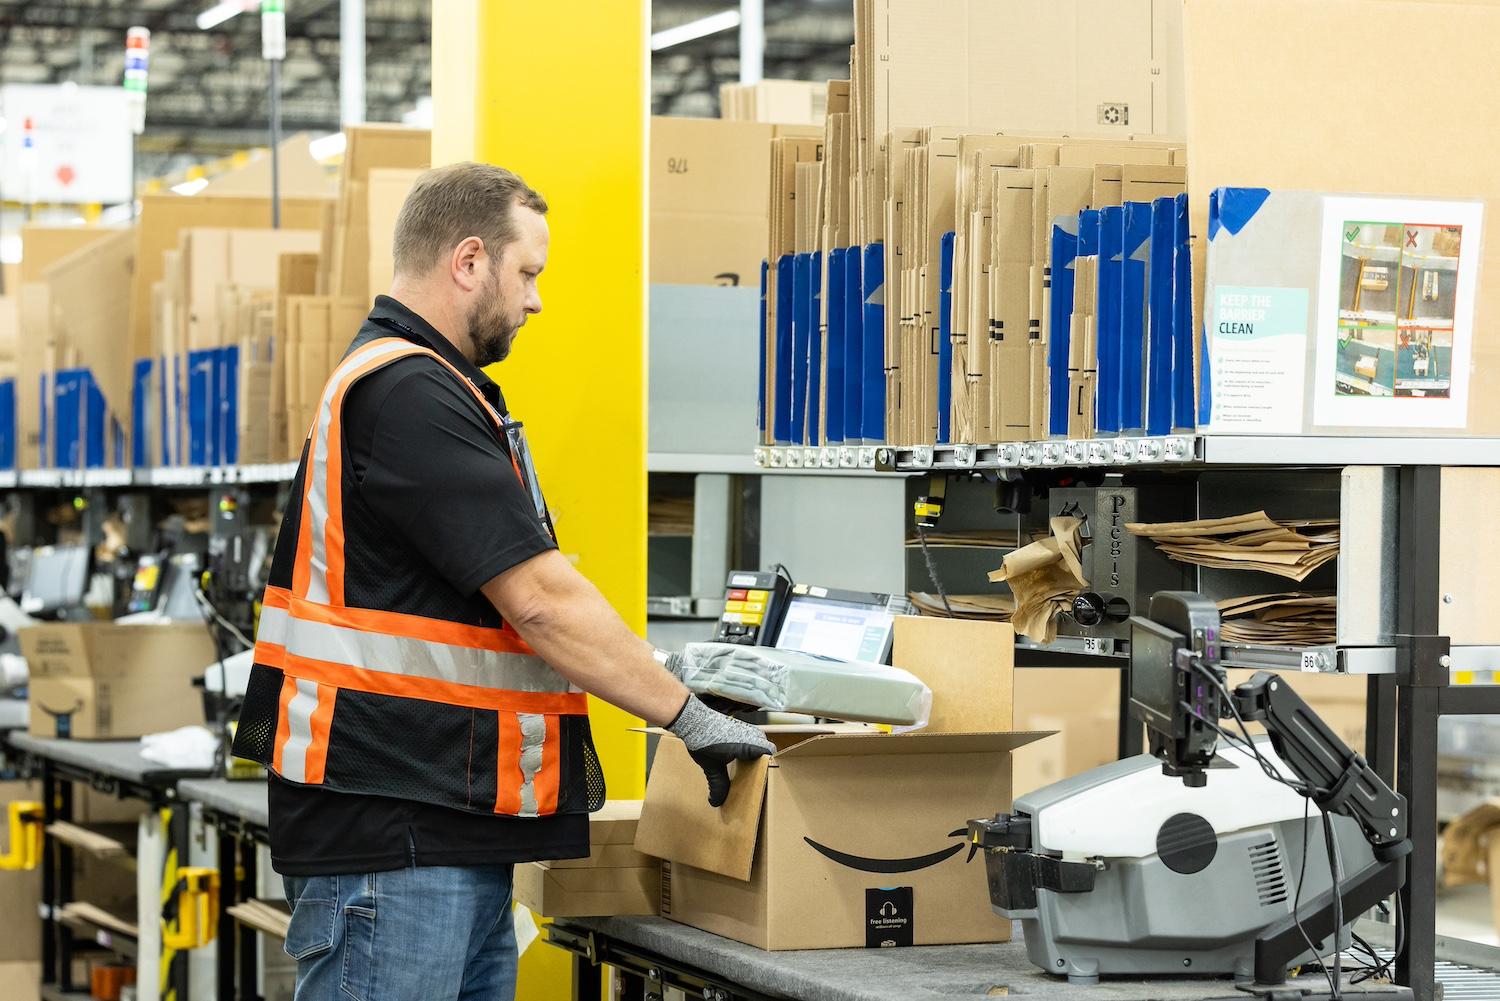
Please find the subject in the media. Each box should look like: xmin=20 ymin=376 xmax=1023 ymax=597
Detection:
xmin=1172 ymin=193 xmax=1195 ymax=431
xmin=38 ymin=373 xmax=49 ymax=467
xmin=0 ymin=379 xmax=14 ymax=470
xmin=937 ymin=231 xmax=956 ymax=444
xmin=1207 ymin=187 xmax=1271 ymax=242
xmin=1121 ymin=202 xmax=1151 ymax=434
xmin=843 ymin=248 xmax=863 ymax=441
xmin=773 ymin=255 xmax=795 ymax=444
xmin=1047 ymin=217 xmax=1080 ymax=437
xmin=826 ymin=248 xmax=847 ymax=444
xmin=132 ymin=357 xmax=152 ymax=468
xmin=52 ymin=369 xmax=106 ymax=470
xmin=758 ymin=259 xmax=768 ymax=436
xmin=861 ymin=243 xmax=885 ymax=442
xmin=791 ymin=252 xmax=812 ymax=445
xmin=1096 ymin=206 xmax=1124 ymax=435
xmin=1146 ymin=198 xmax=1175 ymax=436
xmin=220 ymin=345 xmax=240 ymax=465
xmin=807 ymin=252 xmax=824 ymax=446
xmin=187 ymin=348 xmax=218 ymax=466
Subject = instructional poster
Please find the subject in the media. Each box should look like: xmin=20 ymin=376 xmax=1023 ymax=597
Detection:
xmin=1314 ymin=196 xmax=1484 ymax=428
xmin=1208 ymin=285 xmax=1309 ymax=433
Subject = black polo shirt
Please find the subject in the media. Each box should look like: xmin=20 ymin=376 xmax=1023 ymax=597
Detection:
xmin=268 ymin=295 xmax=589 ymax=876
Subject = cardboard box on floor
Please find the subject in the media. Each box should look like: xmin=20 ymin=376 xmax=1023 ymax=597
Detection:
xmin=19 ymin=623 xmax=216 ymax=739
xmin=637 ymin=618 xmax=1045 ymax=950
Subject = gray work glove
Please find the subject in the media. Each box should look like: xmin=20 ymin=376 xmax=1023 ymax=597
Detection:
xmin=666 ymin=694 xmax=775 ymax=808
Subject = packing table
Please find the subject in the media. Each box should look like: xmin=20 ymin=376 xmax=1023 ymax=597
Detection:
xmin=3 ymin=733 xmax=213 ymax=1001
xmin=177 ymin=777 xmax=270 ymax=1001
xmin=546 ymin=916 xmax=1373 ymax=1001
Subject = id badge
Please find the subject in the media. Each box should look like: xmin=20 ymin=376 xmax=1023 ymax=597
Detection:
xmin=503 ymin=419 xmax=555 ymax=536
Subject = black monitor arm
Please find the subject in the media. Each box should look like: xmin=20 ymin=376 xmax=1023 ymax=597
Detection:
xmin=1227 ymin=671 xmax=1412 ymax=991
xmin=1230 ymin=671 xmax=1408 ymax=857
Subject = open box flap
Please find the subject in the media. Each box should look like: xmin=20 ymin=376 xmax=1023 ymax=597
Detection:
xmin=771 ymin=729 xmax=1054 ymax=761
xmin=633 ymin=736 xmax=768 ymax=882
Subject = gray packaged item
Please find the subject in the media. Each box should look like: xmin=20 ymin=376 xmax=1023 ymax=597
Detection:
xmin=679 ymin=643 xmax=933 ymax=727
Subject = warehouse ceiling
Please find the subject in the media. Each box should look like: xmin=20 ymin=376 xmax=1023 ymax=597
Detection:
xmin=0 ymin=0 xmax=849 ymax=184
xmin=651 ymin=0 xmax=854 ymax=118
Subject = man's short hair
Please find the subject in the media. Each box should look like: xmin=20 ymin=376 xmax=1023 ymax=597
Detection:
xmin=391 ymin=162 xmax=548 ymax=277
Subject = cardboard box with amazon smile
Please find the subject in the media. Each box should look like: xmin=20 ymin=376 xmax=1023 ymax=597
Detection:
xmin=634 ymin=618 xmax=1047 ymax=951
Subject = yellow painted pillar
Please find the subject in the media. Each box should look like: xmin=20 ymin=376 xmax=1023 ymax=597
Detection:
xmin=432 ymin=3 xmax=647 ymax=998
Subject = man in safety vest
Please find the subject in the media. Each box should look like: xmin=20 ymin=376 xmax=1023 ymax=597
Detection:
xmin=233 ymin=162 xmax=773 ymax=1001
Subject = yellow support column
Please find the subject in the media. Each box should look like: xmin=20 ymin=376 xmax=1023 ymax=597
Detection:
xmin=433 ymin=4 xmax=648 ymax=997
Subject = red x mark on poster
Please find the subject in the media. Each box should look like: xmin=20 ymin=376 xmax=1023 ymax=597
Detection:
xmin=1406 ymin=229 xmax=1419 ymax=247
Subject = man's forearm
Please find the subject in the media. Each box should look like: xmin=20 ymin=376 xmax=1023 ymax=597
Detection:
xmin=482 ymin=555 xmax=689 ymax=726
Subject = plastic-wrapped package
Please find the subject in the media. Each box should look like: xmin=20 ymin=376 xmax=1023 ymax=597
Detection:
xmin=679 ymin=642 xmax=933 ymax=727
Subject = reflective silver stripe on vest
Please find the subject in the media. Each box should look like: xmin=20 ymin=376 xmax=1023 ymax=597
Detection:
xmin=259 ymin=605 xmax=571 ymax=694
xmin=280 ymin=679 xmax=321 ymax=783
xmin=304 ymin=339 xmax=416 ymax=604
xmin=518 ymin=713 xmax=546 ymax=818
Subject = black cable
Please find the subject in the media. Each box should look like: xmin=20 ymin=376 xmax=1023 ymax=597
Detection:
xmin=1322 ymin=803 xmax=1344 ymax=998
xmin=1293 ymin=796 xmax=1342 ymax=998
xmin=913 ymin=522 xmax=954 ymax=617
xmin=771 ymin=563 xmax=795 ymax=587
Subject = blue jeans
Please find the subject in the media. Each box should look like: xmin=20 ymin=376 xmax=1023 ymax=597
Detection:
xmin=282 ymin=865 xmax=517 ymax=1001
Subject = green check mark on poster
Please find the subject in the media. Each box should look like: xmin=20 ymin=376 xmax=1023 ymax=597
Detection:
xmin=1345 ymin=227 xmax=1360 ymax=243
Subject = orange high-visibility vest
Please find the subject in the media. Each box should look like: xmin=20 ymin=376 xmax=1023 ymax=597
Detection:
xmin=233 ymin=336 xmax=602 ymax=818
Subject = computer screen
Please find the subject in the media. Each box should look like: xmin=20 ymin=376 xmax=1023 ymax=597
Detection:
xmin=20 ymin=545 xmax=90 ymax=615
xmin=1129 ymin=616 xmax=1183 ymax=733
xmin=773 ymin=594 xmax=900 ymax=663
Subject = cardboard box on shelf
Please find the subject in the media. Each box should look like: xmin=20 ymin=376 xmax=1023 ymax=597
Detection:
xmin=651 ymin=117 xmax=777 ymax=289
xmin=19 ymin=225 xmax=115 ymax=284
xmin=637 ymin=618 xmax=1039 ymax=951
xmin=366 ymin=168 xmax=422 ymax=300
xmin=19 ymin=623 xmax=216 ymax=740
xmin=330 ymin=125 xmax=431 ymax=306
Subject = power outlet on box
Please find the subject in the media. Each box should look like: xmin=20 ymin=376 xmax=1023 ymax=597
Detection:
xmin=1097 ymin=102 xmax=1130 ymax=126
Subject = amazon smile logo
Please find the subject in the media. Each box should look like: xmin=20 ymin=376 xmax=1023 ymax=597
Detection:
xmin=803 ymin=829 xmax=968 ymax=874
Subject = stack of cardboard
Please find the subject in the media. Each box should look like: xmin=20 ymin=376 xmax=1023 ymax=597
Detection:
xmin=329 ymin=125 xmax=430 ymax=308
xmin=513 ymin=801 xmax=659 ymax=918
xmin=148 ymin=226 xmax=321 ymax=467
xmin=719 ymin=80 xmax=827 ymax=125
xmin=14 ymin=225 xmax=135 ymax=471
xmin=281 ymin=297 xmax=367 ymax=459
xmin=762 ymin=0 xmax=1189 ymax=449
xmin=1127 ymin=512 xmax=1340 ymax=583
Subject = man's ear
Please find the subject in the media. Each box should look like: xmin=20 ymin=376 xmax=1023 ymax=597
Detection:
xmin=452 ymin=236 xmax=485 ymax=291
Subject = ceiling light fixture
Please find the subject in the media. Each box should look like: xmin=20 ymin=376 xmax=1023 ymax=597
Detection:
xmin=649 ymin=9 xmax=742 ymax=51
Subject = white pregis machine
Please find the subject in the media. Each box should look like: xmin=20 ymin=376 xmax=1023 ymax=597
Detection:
xmin=968 ymin=592 xmax=1413 ymax=999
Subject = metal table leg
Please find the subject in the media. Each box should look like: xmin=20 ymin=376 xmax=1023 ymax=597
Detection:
xmin=216 ymin=830 xmax=237 ymax=1001
xmin=572 ymin=951 xmax=603 ymax=1001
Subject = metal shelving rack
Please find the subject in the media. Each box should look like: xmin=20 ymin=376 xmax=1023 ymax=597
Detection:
xmin=752 ymin=432 xmax=1500 ymax=1001
xmin=3 ymin=462 xmax=300 ymax=490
